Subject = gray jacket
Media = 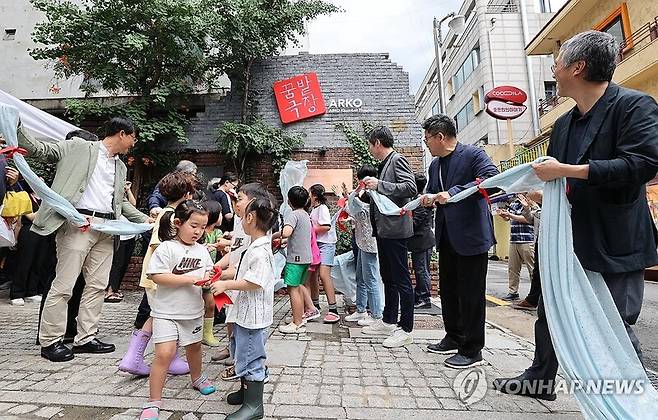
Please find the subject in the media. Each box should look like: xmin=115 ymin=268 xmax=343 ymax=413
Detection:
xmin=370 ymin=151 xmax=417 ymax=239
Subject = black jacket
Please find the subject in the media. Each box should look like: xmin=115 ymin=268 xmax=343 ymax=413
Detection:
xmin=408 ymin=205 xmax=435 ymax=253
xmin=548 ymin=83 xmax=658 ymax=273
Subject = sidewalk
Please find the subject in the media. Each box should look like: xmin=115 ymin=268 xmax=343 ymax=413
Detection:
xmin=0 ymin=290 xmax=583 ymax=419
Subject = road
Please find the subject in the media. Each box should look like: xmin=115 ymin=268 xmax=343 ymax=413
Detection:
xmin=484 ymin=260 xmax=658 ymax=373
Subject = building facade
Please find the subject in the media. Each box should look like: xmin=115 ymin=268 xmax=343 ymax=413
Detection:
xmin=415 ymin=0 xmax=558 ymax=158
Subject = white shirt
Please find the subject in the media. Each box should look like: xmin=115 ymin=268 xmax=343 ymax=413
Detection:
xmin=233 ymin=236 xmax=275 ymax=329
xmin=76 ymin=142 xmax=116 ymax=213
xmin=146 ymin=240 xmax=214 ymax=320
xmin=310 ymin=204 xmax=337 ymax=244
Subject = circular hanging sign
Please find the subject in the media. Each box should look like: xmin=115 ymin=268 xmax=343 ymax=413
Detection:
xmin=486 ymin=99 xmax=527 ymax=120
xmin=485 ymin=85 xmax=528 ymax=104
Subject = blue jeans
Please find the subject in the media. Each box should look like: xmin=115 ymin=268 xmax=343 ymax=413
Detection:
xmin=412 ymin=249 xmax=432 ymax=304
xmin=355 ymin=249 xmax=384 ymax=319
xmin=230 ymin=324 xmax=268 ymax=381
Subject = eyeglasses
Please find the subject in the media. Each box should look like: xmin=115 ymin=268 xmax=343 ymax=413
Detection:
xmin=424 ymin=132 xmax=440 ymax=143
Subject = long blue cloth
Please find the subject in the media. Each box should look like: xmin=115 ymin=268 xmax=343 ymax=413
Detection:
xmin=0 ymin=104 xmax=152 ymax=236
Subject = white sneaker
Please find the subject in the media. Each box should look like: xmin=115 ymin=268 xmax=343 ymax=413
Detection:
xmin=344 ymin=311 xmax=368 ymax=323
xmin=25 ymin=295 xmax=42 ymax=303
xmin=361 ymin=319 xmax=398 ymax=336
xmin=10 ymin=298 xmax=25 ymax=306
xmin=382 ymin=329 xmax=413 ymax=348
xmin=278 ymin=322 xmax=307 ymax=334
xmin=284 ymin=316 xmax=307 ymax=325
xmin=357 ymin=315 xmax=377 ymax=326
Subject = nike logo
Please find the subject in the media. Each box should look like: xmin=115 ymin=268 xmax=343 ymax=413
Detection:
xmin=192 ymin=326 xmax=202 ymax=334
xmin=172 ymin=257 xmax=202 ymax=275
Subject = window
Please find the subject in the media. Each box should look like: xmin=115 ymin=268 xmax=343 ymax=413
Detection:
xmin=594 ymin=3 xmax=632 ymax=51
xmin=454 ymin=97 xmax=476 ymax=132
xmin=452 ymin=46 xmax=481 ymax=92
xmin=3 ymin=28 xmax=16 ymax=41
xmin=537 ymin=0 xmax=551 ymax=13
xmin=432 ymin=100 xmax=440 ymax=116
xmin=473 ymin=86 xmax=486 ymax=113
xmin=544 ymin=81 xmax=557 ymax=99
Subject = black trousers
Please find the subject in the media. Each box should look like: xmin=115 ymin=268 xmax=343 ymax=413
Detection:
xmin=134 ymin=292 xmax=151 ymax=330
xmin=107 ymin=238 xmax=136 ymax=292
xmin=525 ymin=237 xmax=541 ymax=306
xmin=376 ymin=237 xmax=414 ymax=333
xmin=10 ymin=224 xmax=49 ymax=299
xmin=525 ymin=270 xmax=645 ymax=383
xmin=439 ymin=238 xmax=488 ymax=358
xmin=36 ymin=233 xmax=84 ymax=344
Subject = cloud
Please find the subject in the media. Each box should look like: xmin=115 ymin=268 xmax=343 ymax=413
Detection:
xmin=296 ymin=0 xmax=462 ymax=94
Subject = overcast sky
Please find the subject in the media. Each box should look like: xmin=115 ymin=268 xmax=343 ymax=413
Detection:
xmin=295 ymin=0 xmax=463 ymax=95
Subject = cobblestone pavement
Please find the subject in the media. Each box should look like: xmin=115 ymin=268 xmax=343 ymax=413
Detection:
xmin=0 ymin=289 xmax=583 ymax=419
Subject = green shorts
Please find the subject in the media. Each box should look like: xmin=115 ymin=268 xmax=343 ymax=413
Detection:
xmin=284 ymin=263 xmax=310 ymax=287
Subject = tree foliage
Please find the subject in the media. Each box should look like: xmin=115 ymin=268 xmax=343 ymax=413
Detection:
xmin=337 ymin=122 xmax=379 ymax=171
xmin=217 ymin=119 xmax=304 ymax=180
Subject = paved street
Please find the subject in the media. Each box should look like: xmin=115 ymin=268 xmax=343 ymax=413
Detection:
xmin=485 ymin=260 xmax=658 ymax=373
xmin=0 ymin=278 xmax=584 ymax=419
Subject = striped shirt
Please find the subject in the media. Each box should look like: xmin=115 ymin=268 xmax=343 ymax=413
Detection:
xmin=509 ymin=201 xmax=534 ymax=243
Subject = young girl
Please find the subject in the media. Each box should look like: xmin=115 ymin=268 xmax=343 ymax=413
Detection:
xmin=140 ymin=200 xmax=216 ymax=420
xmin=211 ymin=197 xmax=277 ymax=420
xmin=308 ymin=184 xmax=340 ymax=323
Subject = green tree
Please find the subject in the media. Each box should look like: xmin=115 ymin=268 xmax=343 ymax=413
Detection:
xmin=202 ymin=0 xmax=340 ymax=120
xmin=29 ymin=0 xmax=211 ymax=165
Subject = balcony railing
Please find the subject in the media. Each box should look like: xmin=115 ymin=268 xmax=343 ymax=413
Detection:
xmin=499 ymin=138 xmax=550 ymax=171
xmin=537 ymin=16 xmax=658 ymax=118
xmin=618 ymin=16 xmax=658 ymax=61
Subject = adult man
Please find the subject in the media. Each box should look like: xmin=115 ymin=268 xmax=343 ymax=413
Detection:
xmin=421 ymin=114 xmax=498 ymax=369
xmin=498 ymin=197 xmax=535 ymax=301
xmin=361 ymin=126 xmax=417 ymax=348
xmin=494 ymin=30 xmax=658 ymax=400
xmin=18 ymin=117 xmax=149 ymax=362
xmin=211 ymin=172 xmax=238 ymax=233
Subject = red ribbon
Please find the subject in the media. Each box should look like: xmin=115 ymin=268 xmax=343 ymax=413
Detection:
xmin=336 ymin=209 xmax=350 ymax=232
xmin=0 ymin=146 xmax=28 ymax=159
xmin=194 ymin=266 xmax=233 ymax=308
xmin=475 ymin=178 xmax=491 ymax=205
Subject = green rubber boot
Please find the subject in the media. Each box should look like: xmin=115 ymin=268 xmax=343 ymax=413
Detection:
xmin=226 ymin=380 xmax=264 ymax=420
xmin=227 ymin=377 xmax=245 ymax=405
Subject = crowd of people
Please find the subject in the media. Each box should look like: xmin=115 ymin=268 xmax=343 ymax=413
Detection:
xmin=0 ymin=28 xmax=657 ymax=418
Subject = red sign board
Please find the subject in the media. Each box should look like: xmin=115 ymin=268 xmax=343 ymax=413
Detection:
xmin=486 ymin=99 xmax=527 ymax=120
xmin=273 ymin=72 xmax=326 ymax=124
xmin=485 ymin=85 xmax=528 ymax=105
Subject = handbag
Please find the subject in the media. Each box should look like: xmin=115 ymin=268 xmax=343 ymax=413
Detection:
xmin=1 ymin=183 xmax=33 ymax=217
xmin=0 ymin=214 xmax=16 ymax=248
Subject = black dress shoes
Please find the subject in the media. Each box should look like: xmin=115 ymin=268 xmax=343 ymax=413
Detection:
xmin=493 ymin=373 xmax=557 ymax=401
xmin=41 ymin=341 xmax=74 ymax=362
xmin=72 ymin=338 xmax=116 ymax=354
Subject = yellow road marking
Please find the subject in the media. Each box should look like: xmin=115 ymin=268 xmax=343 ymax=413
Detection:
xmin=486 ymin=294 xmax=512 ymax=306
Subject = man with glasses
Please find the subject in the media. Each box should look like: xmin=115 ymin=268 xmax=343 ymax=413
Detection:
xmin=17 ymin=117 xmax=149 ymax=362
xmin=421 ymin=114 xmax=498 ymax=369
xmin=494 ymin=30 xmax=658 ymax=400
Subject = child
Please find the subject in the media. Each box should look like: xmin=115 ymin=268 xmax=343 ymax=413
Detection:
xmin=200 ymin=200 xmax=224 ymax=347
xmin=308 ymin=184 xmax=340 ymax=323
xmin=211 ymin=197 xmax=277 ymax=420
xmin=211 ymin=183 xmax=270 ymax=373
xmin=344 ymin=165 xmax=384 ymax=326
xmin=408 ymin=173 xmax=435 ymax=309
xmin=279 ymin=186 xmax=313 ymax=334
xmin=119 ymin=171 xmax=197 ymax=376
xmin=140 ymin=200 xmax=216 ymax=420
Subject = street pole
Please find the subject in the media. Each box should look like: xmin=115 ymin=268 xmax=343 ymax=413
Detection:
xmin=506 ymin=118 xmax=514 ymax=158
xmin=433 ymin=17 xmax=447 ymax=114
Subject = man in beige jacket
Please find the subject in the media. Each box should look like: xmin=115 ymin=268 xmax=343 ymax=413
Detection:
xmin=18 ymin=117 xmax=148 ymax=362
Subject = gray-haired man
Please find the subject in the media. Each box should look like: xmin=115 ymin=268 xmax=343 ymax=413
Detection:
xmin=494 ymin=30 xmax=658 ymax=400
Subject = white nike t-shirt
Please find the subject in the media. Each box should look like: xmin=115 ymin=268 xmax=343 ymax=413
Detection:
xmin=147 ymin=240 xmax=214 ymax=320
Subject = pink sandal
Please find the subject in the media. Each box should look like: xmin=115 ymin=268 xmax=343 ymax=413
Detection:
xmin=323 ymin=311 xmax=340 ymax=324
xmin=140 ymin=401 xmax=161 ymax=420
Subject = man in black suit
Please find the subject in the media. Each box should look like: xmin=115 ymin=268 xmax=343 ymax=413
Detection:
xmin=494 ymin=30 xmax=658 ymax=400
